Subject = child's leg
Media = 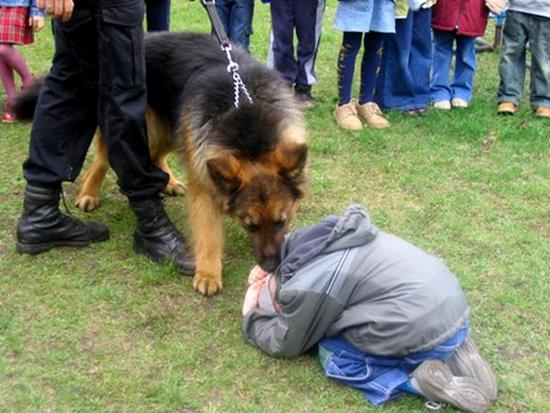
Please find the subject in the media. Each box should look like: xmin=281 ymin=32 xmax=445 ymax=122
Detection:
xmin=337 ymin=32 xmax=362 ymax=105
xmin=526 ymin=14 xmax=550 ymax=110
xmin=451 ymin=35 xmax=477 ymax=103
xmin=497 ymin=11 xmax=529 ymax=106
xmin=0 ymin=44 xmax=34 ymax=87
xmin=0 ymin=58 xmax=16 ymax=111
xmin=430 ymin=29 xmax=454 ymax=104
xmin=358 ymin=31 xmax=385 ymax=105
xmin=229 ymin=0 xmax=255 ymax=51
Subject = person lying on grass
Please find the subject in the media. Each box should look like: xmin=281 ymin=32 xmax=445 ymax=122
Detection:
xmin=242 ymin=204 xmax=498 ymax=413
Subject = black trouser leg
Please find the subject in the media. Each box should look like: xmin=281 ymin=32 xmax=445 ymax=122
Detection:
xmin=23 ymin=8 xmax=99 ymax=186
xmin=97 ymin=3 xmax=168 ymax=200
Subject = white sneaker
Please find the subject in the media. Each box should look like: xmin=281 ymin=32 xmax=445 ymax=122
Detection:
xmin=433 ymin=100 xmax=451 ymax=110
xmin=412 ymin=360 xmax=491 ymax=413
xmin=452 ymin=98 xmax=469 ymax=108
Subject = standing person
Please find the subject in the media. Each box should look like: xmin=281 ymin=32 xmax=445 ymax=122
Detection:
xmin=214 ymin=0 xmax=255 ymax=51
xmin=145 ymin=0 xmax=171 ymax=32
xmin=242 ymin=205 xmax=498 ymax=412
xmin=266 ymin=0 xmax=325 ymax=107
xmin=374 ymin=0 xmax=436 ymax=116
xmin=16 ymin=0 xmax=195 ymax=274
xmin=0 ymin=0 xmax=44 ymax=123
xmin=333 ymin=0 xmax=395 ymax=130
xmin=497 ymin=0 xmax=550 ymax=117
xmin=431 ymin=0 xmax=507 ymax=110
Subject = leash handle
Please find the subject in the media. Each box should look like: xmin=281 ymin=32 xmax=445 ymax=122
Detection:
xmin=200 ymin=0 xmax=253 ymax=107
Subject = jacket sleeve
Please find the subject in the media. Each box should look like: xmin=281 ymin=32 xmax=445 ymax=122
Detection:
xmin=242 ymin=291 xmax=343 ymax=358
xmin=31 ymin=0 xmax=45 ymax=17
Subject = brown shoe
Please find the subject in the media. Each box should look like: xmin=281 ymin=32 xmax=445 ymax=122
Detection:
xmin=534 ymin=107 xmax=550 ymax=118
xmin=497 ymin=101 xmax=517 ymax=115
xmin=355 ymin=101 xmax=390 ymax=128
xmin=334 ymin=102 xmax=363 ymax=130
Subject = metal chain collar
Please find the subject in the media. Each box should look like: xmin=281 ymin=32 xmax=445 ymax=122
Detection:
xmin=221 ymin=44 xmax=253 ymax=108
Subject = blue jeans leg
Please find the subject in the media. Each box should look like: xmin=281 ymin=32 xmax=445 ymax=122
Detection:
xmin=452 ymin=35 xmax=476 ymax=102
xmin=358 ymin=31 xmax=385 ymax=104
xmin=374 ymin=13 xmax=415 ymax=110
xmin=337 ymin=31 xmax=362 ymax=105
xmin=431 ymin=29 xmax=454 ymax=103
xmin=497 ymin=10 xmax=528 ymax=106
xmin=410 ymin=8 xmax=432 ymax=110
xmin=228 ymin=0 xmax=255 ymax=51
xmin=527 ymin=14 xmax=550 ymax=109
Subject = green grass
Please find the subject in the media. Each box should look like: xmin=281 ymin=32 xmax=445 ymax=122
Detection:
xmin=1 ymin=1 xmax=549 ymax=412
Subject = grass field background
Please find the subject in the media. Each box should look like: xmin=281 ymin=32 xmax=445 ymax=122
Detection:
xmin=1 ymin=2 xmax=549 ymax=412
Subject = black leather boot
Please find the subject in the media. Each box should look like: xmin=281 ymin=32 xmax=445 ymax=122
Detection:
xmin=129 ymin=198 xmax=195 ymax=275
xmin=16 ymin=184 xmax=110 ymax=254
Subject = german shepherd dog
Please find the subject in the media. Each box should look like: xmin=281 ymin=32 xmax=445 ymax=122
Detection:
xmin=15 ymin=32 xmax=308 ymax=296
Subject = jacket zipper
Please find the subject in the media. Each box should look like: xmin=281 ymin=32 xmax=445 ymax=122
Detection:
xmin=326 ymin=248 xmax=350 ymax=295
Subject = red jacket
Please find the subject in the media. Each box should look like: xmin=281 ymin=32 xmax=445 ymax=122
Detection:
xmin=432 ymin=0 xmax=489 ymax=37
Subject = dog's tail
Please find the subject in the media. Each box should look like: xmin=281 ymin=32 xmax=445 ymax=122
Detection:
xmin=12 ymin=77 xmax=44 ymax=121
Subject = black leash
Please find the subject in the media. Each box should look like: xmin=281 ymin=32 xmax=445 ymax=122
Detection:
xmin=200 ymin=0 xmax=253 ymax=108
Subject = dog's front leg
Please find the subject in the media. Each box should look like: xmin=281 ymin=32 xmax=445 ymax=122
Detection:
xmin=188 ymin=184 xmax=224 ymax=296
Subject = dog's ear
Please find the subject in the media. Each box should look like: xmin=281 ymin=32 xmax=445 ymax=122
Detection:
xmin=207 ymin=154 xmax=241 ymax=195
xmin=278 ymin=143 xmax=308 ymax=181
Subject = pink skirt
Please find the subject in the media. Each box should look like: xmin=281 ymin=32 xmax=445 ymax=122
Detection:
xmin=0 ymin=6 xmax=34 ymax=45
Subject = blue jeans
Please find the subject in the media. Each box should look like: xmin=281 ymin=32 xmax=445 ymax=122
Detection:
xmin=497 ymin=10 xmax=550 ymax=109
xmin=319 ymin=324 xmax=469 ymax=406
xmin=374 ymin=8 xmax=432 ymax=111
xmin=215 ymin=0 xmax=255 ymax=51
xmin=337 ymin=31 xmax=386 ymax=105
xmin=431 ymin=30 xmax=476 ymax=103
xmin=145 ymin=0 xmax=170 ymax=32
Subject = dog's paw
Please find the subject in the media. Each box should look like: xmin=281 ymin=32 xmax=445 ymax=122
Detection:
xmin=163 ymin=179 xmax=186 ymax=197
xmin=192 ymin=271 xmax=223 ymax=296
xmin=75 ymin=194 xmax=101 ymax=212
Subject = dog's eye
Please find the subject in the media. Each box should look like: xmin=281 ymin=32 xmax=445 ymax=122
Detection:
xmin=274 ymin=220 xmax=286 ymax=229
xmin=247 ymin=223 xmax=260 ymax=233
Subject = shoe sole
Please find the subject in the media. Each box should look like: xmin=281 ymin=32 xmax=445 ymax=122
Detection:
xmin=413 ymin=361 xmax=490 ymax=413
xmin=447 ymin=338 xmax=498 ymax=401
xmin=16 ymin=232 xmax=110 ymax=255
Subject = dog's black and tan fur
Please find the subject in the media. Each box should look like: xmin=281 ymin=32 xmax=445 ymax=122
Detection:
xmin=16 ymin=32 xmax=308 ymax=295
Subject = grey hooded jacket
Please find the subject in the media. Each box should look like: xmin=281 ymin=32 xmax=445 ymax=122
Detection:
xmin=242 ymin=205 xmax=469 ymax=358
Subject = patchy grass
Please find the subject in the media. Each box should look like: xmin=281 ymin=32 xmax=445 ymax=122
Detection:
xmin=1 ymin=1 xmax=549 ymax=412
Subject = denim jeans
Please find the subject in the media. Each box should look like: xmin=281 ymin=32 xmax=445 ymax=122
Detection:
xmin=215 ymin=0 xmax=255 ymax=51
xmin=497 ymin=10 xmax=550 ymax=109
xmin=374 ymin=8 xmax=432 ymax=111
xmin=337 ymin=31 xmax=386 ymax=105
xmin=431 ymin=30 xmax=476 ymax=103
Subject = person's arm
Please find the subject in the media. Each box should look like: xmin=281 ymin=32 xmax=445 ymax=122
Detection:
xmin=242 ymin=290 xmax=343 ymax=358
xmin=36 ymin=0 xmax=73 ymax=22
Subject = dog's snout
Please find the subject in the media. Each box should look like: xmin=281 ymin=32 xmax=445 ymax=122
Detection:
xmin=260 ymin=255 xmax=280 ymax=273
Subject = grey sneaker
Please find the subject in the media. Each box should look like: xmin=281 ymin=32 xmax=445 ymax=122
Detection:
xmin=446 ymin=338 xmax=498 ymax=401
xmin=412 ymin=360 xmax=491 ymax=413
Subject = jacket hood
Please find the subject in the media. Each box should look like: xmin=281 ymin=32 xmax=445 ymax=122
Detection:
xmin=277 ymin=204 xmax=379 ymax=280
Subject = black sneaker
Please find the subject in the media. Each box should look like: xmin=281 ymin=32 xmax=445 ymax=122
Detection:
xmin=294 ymin=83 xmax=315 ymax=108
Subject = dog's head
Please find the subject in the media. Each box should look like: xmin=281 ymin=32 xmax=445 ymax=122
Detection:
xmin=207 ymin=140 xmax=307 ymax=272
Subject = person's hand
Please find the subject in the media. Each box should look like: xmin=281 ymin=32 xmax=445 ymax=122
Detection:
xmin=485 ymin=0 xmax=508 ymax=14
xmin=37 ymin=0 xmax=74 ymax=22
xmin=242 ymin=278 xmax=265 ymax=316
xmin=247 ymin=265 xmax=268 ymax=286
xmin=29 ymin=16 xmax=45 ymax=32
